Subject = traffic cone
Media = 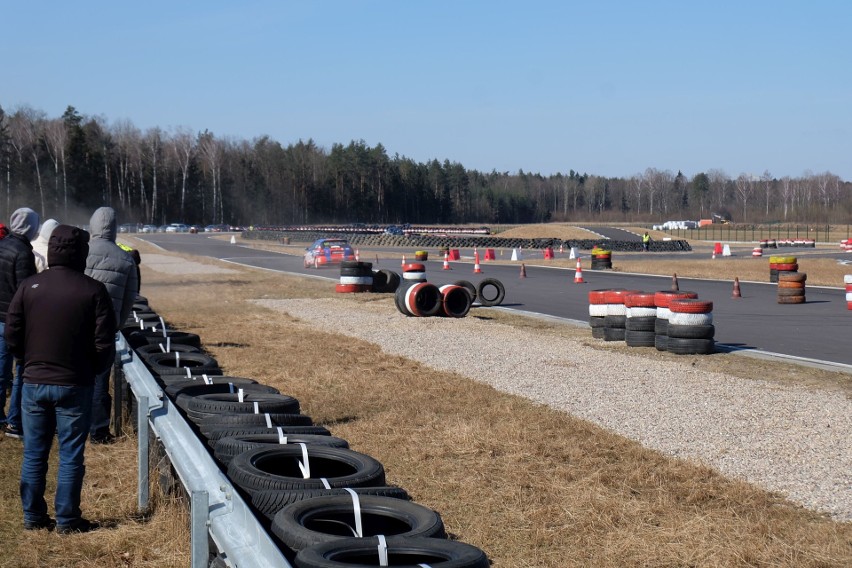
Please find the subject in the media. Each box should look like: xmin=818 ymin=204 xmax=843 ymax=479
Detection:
xmin=355 ymin=248 xmax=360 ymax=261
xmin=671 ymin=273 xmax=679 ymax=291
xmin=559 ymin=243 xmax=564 ymax=254
xmin=732 ymin=277 xmax=742 ymax=298
xmin=230 ymin=235 xmax=236 ymax=244
xmin=443 ymin=251 xmax=451 ymax=270
xmin=401 ymin=254 xmax=406 ymax=268
xmin=573 ymin=258 xmax=584 ymax=283
xmin=519 ymin=263 xmax=527 ymax=278
xmin=473 ymin=249 xmax=483 ymax=273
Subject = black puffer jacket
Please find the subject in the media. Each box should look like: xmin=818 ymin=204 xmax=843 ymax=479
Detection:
xmin=0 ymin=233 xmax=36 ymax=322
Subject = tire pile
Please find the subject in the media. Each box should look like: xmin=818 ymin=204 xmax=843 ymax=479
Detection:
xmin=122 ymin=297 xmax=489 ymax=567
xmin=778 ymin=271 xmax=807 ymax=304
xmin=337 ymin=261 xmax=401 ymax=294
xmin=394 ymin=275 xmax=505 ymax=318
xmin=768 ymin=256 xmax=797 ymax=283
xmin=589 ymin=289 xmax=715 ymax=355
xmin=590 ymin=249 xmax=613 ymax=270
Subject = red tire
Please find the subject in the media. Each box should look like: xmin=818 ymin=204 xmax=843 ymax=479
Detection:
xmin=604 ymin=289 xmax=642 ymax=304
xmin=335 ymin=284 xmax=371 ymax=293
xmin=669 ymin=299 xmax=713 ymax=313
xmin=402 ymin=263 xmax=426 ymax=273
xmin=624 ymin=293 xmax=656 ymax=308
xmin=772 ymin=263 xmax=798 ymax=272
xmin=588 ymin=289 xmax=616 ymax=305
xmin=777 ymin=281 xmax=805 ymax=289
xmin=654 ymin=290 xmax=698 ymax=308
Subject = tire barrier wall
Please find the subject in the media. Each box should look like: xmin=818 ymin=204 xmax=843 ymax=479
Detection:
xmin=120 ymin=304 xmax=489 ymax=566
xmin=243 ymin=230 xmax=693 ymax=253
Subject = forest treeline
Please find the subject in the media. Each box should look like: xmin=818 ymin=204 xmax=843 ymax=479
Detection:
xmin=1 ymin=103 xmax=849 ymax=227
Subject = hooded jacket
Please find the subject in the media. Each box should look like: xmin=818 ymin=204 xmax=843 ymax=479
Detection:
xmin=85 ymin=207 xmax=139 ymax=325
xmin=5 ymin=225 xmax=116 ymax=386
xmin=32 ymin=218 xmax=59 ymax=273
xmin=0 ymin=208 xmax=39 ymax=322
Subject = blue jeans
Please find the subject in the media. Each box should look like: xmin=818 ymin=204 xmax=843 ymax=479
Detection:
xmin=90 ymin=341 xmax=116 ymax=438
xmin=0 ymin=321 xmax=23 ymax=429
xmin=20 ymin=383 xmax=93 ymax=526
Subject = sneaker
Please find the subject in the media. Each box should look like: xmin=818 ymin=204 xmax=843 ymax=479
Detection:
xmin=89 ymin=433 xmax=117 ymax=445
xmin=4 ymin=424 xmax=22 ymax=439
xmin=24 ymin=517 xmax=55 ymax=531
xmin=56 ymin=518 xmax=100 ymax=534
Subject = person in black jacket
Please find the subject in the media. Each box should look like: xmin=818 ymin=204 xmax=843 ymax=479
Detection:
xmin=5 ymin=224 xmax=116 ymax=533
xmin=0 ymin=207 xmax=39 ymax=439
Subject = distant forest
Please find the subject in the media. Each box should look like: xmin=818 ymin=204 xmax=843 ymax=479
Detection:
xmin=1 ymin=104 xmax=849 ymax=227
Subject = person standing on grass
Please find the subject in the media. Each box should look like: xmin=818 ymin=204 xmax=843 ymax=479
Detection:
xmin=31 ymin=218 xmax=59 ymax=273
xmin=84 ymin=207 xmax=138 ymax=444
xmin=642 ymin=231 xmax=651 ymax=251
xmin=0 ymin=207 xmax=39 ymax=440
xmin=6 ymin=224 xmax=115 ymax=533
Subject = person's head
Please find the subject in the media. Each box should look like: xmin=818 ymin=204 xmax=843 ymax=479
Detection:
xmin=36 ymin=218 xmax=60 ymax=244
xmin=48 ymin=224 xmax=90 ymax=272
xmin=10 ymin=208 xmax=40 ymax=242
xmin=89 ymin=207 xmax=117 ymax=242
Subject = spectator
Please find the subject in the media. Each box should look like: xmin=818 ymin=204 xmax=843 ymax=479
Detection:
xmin=117 ymin=242 xmax=142 ymax=293
xmin=6 ymin=224 xmax=115 ymax=533
xmin=642 ymin=231 xmax=651 ymax=252
xmin=0 ymin=207 xmax=39 ymax=439
xmin=84 ymin=207 xmax=138 ymax=444
xmin=32 ymin=218 xmax=59 ymax=273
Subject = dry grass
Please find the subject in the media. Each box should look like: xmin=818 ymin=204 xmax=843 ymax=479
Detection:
xmin=3 ymin=238 xmax=850 ymax=567
xmin=494 ymin=223 xmax=604 ymax=240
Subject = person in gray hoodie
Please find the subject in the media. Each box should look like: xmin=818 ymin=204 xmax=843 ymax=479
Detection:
xmin=0 ymin=207 xmax=39 ymax=439
xmin=31 ymin=218 xmax=59 ymax=273
xmin=85 ymin=207 xmax=139 ymax=443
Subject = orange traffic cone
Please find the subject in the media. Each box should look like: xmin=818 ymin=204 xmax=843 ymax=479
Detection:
xmin=519 ymin=263 xmax=527 ymax=278
xmin=443 ymin=251 xmax=451 ymax=270
xmin=671 ymin=273 xmax=679 ymax=291
xmin=574 ymin=258 xmax=584 ymax=283
xmin=732 ymin=277 xmax=742 ymax=298
xmin=473 ymin=249 xmax=483 ymax=273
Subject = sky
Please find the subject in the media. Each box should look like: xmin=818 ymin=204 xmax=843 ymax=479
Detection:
xmin=2 ymin=1 xmax=850 ymax=181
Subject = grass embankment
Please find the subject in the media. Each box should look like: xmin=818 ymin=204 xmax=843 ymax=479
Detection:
xmin=3 ymin=238 xmax=850 ymax=567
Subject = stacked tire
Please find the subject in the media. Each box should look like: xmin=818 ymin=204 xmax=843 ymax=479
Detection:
xmin=590 ymin=249 xmax=612 ymax=270
xmin=666 ymin=299 xmax=715 ymax=354
xmin=402 ymin=263 xmax=427 ymax=283
xmin=768 ymin=256 xmax=797 ymax=283
xmin=653 ymin=291 xmax=698 ymax=352
xmin=602 ymin=289 xmax=641 ymax=342
xmin=337 ymin=261 xmax=373 ymax=293
xmin=778 ymin=271 xmax=806 ymax=304
xmin=588 ymin=289 xmax=612 ymax=339
xmin=624 ymin=293 xmax=657 ymax=347
xmin=846 ymin=275 xmax=852 ymax=310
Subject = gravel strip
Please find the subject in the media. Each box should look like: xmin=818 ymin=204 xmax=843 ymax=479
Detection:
xmin=256 ymin=298 xmax=852 ymax=522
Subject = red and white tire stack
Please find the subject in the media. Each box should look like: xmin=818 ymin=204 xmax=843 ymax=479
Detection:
xmin=653 ymin=290 xmax=698 ymax=351
xmin=842 ymin=239 xmax=852 ymax=252
xmin=623 ymin=292 xmax=657 ymax=347
xmin=846 ymin=275 xmax=852 ymax=310
xmin=602 ymin=289 xmax=642 ymax=342
xmin=402 ymin=262 xmax=427 ymax=283
xmin=666 ymin=299 xmax=715 ymax=354
xmin=588 ymin=289 xmax=610 ymax=339
xmin=337 ymin=261 xmax=373 ymax=293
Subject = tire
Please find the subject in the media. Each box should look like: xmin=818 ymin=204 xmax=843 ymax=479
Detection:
xmin=476 ymin=278 xmax=505 ymax=307
xmin=394 ymin=283 xmax=413 ymax=316
xmin=666 ymin=324 xmax=715 ymax=340
xmin=252 ymin=487 xmax=411 ymax=521
xmin=603 ymin=315 xmax=626 ymax=328
xmin=778 ymin=295 xmax=806 ymax=304
xmin=135 ymin=343 xmax=202 ymax=359
xmin=591 ymin=327 xmax=606 ymax=339
xmin=588 ymin=316 xmax=606 ymax=329
xmin=668 ymin=299 xmax=713 ymax=313
xmin=164 ymin=377 xmax=266 ymax=398
xmin=654 ymin=318 xmax=668 ymax=335
xmin=625 ymin=330 xmax=656 ymax=347
xmin=204 ymin=425 xmax=332 ymax=447
xmin=667 ymin=312 xmax=713 ymax=326
xmin=370 ymin=269 xmax=390 ymax=293
xmin=777 ymin=287 xmax=806 ymax=297
xmin=126 ymin=329 xmax=201 ymax=349
xmin=335 ymin=284 xmax=371 ymax=293
xmin=602 ymin=327 xmax=625 ymax=341
xmin=272 ymin=495 xmax=446 ymax=552
xmin=777 ymin=280 xmax=806 ymax=289
xmin=144 ymin=352 xmax=221 ymax=376
xmin=453 ymin=280 xmax=477 ymax=302
xmin=199 ymin=413 xmax=315 ymax=438
xmin=654 ymin=290 xmax=697 ymax=308
xmin=214 ymin=433 xmax=349 ymax=467
xmin=625 ymin=307 xmax=656 ymax=318
xmin=292 ymin=536 xmax=489 ymax=568
xmin=654 ymin=334 xmax=668 ymax=351
xmin=778 ymin=272 xmax=807 ymax=283
xmin=175 ymin=384 xmax=279 ymax=410
xmin=625 ymin=316 xmax=656 ymax=332
xmin=623 ymin=293 xmax=656 ymax=308
xmin=339 ymin=263 xmax=372 ymax=277
xmin=227 ymin=446 xmax=385 ymax=495
xmin=183 ymin=392 xmax=299 ymax=417
xmin=404 ymin=283 xmax=443 ymax=317
xmin=382 ymin=270 xmax=401 ymax=293
xmin=666 ymin=337 xmax=715 ymax=355
xmin=338 ymin=276 xmax=373 ymax=286
xmin=439 ymin=285 xmax=472 ymax=318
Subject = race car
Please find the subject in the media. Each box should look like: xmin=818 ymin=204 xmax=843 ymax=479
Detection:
xmin=303 ymin=238 xmax=356 ymax=268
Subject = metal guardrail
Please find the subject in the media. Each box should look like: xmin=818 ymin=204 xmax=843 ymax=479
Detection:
xmin=117 ymin=334 xmax=291 ymax=568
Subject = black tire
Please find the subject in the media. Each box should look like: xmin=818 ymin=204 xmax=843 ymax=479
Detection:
xmin=588 ymin=316 xmax=606 ymax=329
xmin=441 ymin=286 xmax=472 ymax=318
xmin=293 ymin=536 xmax=489 ymax=568
xmin=214 ymin=434 xmax=349 ymax=467
xmin=625 ymin=330 xmax=656 ymax=347
xmin=175 ymin=384 xmax=280 ymax=410
xmin=666 ymin=337 xmax=715 ymax=355
xmin=406 ymin=283 xmax=443 ymax=317
xmin=382 ymin=269 xmax=401 ymax=293
xmin=272 ymin=495 xmax=445 ymax=553
xmin=666 ymin=324 xmax=715 ymax=340
xmin=603 ymin=327 xmax=625 ymax=341
xmin=625 ymin=316 xmax=656 ymax=332
xmin=204 ymin=425 xmax=332 ymax=447
xmin=144 ymin=352 xmax=219 ymax=376
xmin=603 ymin=315 xmax=626 ymax=328
xmin=135 ymin=343 xmax=202 ymax=359
xmin=370 ymin=269 xmax=390 ymax=293
xmin=476 ymin=278 xmax=505 ymax=307
xmin=227 ymin=446 xmax=385 ymax=495
xmin=126 ymin=329 xmax=201 ymax=349
xmin=654 ymin=318 xmax=669 ymax=335
xmin=164 ymin=377 xmax=266 ymax=397
xmin=394 ymin=283 xmax=413 ymax=316
xmin=199 ymin=413 xmax=315 ymax=438
xmin=777 ymin=287 xmax=806 ymax=297
xmin=591 ymin=327 xmax=606 ymax=339
xmin=453 ymin=280 xmax=477 ymax=302
xmin=339 ymin=266 xmax=372 ymax=277
xmin=184 ymin=392 xmax=300 ymax=416
xmin=655 ymin=334 xmax=668 ymax=351
xmin=252 ymin=487 xmax=411 ymax=522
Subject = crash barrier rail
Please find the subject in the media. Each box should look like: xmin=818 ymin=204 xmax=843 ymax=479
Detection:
xmin=116 ymin=333 xmax=290 ymax=568
xmin=665 ymin=224 xmax=849 ymax=243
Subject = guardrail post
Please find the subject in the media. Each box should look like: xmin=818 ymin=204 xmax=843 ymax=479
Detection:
xmin=138 ymin=395 xmax=149 ymax=513
xmin=191 ymin=490 xmax=210 ymax=568
xmin=113 ymin=348 xmax=123 ymax=437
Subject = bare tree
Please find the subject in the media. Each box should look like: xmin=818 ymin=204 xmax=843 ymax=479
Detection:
xmin=760 ymin=170 xmax=773 ymax=217
xmin=42 ymin=118 xmax=68 ymax=216
xmin=198 ymin=131 xmax=224 ymax=223
xmin=707 ymin=168 xmax=729 ymax=211
xmin=8 ymin=106 xmax=47 ymax=215
xmin=169 ymin=127 xmax=195 ymax=222
xmin=779 ymin=176 xmax=792 ymax=220
xmin=144 ymin=127 xmax=163 ymax=223
xmin=735 ymin=173 xmax=755 ymax=221
xmin=630 ymin=172 xmax=645 ymax=215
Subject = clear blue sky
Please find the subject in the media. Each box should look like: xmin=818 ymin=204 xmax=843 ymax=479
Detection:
xmin=2 ymin=1 xmax=850 ymax=180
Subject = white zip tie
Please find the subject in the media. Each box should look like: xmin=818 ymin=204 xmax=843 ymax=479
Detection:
xmin=228 ymin=382 xmax=235 ymax=393
xmin=343 ymin=488 xmax=363 ymax=537
xmin=175 ymin=352 xmax=180 ymax=368
xmin=297 ymin=443 xmax=311 ymax=478
xmin=140 ymin=319 xmax=145 ymax=330
xmin=264 ymin=413 xmax=272 ymax=428
xmin=377 ymin=535 xmax=388 ymax=566
xmin=133 ymin=310 xmax=138 ymax=321
xmin=166 ymin=336 xmax=170 ymax=352
xmin=159 ymin=317 xmax=166 ymax=335
xmin=276 ymin=427 xmax=287 ymax=444
xmin=238 ymin=388 xmax=245 ymax=403
xmin=320 ymin=477 xmax=331 ymax=489
xmin=419 ymin=564 xmax=432 ymax=568
xmin=203 ymin=374 xmax=211 ymax=385
xmin=185 ymin=366 xmax=191 ymax=378
xmin=158 ymin=343 xmax=166 ymax=353
xmin=253 ymin=401 xmax=259 ymax=414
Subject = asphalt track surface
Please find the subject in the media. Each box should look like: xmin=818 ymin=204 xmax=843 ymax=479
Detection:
xmin=139 ymin=233 xmax=852 ymax=369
